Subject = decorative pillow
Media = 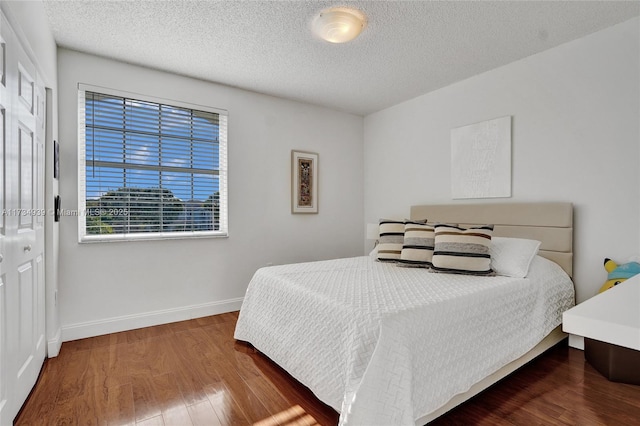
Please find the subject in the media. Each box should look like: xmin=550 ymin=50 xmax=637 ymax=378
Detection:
xmin=432 ymin=224 xmax=494 ymax=275
xmin=377 ymin=219 xmax=406 ymax=262
xmin=398 ymin=222 xmax=435 ymax=268
xmin=490 ymin=237 xmax=541 ymax=278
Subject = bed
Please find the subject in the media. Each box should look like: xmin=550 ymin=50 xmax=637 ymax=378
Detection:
xmin=234 ymin=202 xmax=575 ymax=425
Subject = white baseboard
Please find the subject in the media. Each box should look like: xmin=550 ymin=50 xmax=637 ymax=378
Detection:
xmin=568 ymin=334 xmax=584 ymax=350
xmin=47 ymin=327 xmax=62 ymax=357
xmin=61 ymin=297 xmax=243 ymax=342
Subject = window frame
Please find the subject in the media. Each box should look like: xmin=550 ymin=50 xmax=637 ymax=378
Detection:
xmin=77 ymin=83 xmax=228 ymax=243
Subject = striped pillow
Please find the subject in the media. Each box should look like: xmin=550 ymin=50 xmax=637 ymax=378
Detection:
xmin=398 ymin=222 xmax=435 ymax=268
xmin=377 ymin=219 xmax=405 ymax=262
xmin=432 ymin=224 xmax=494 ymax=275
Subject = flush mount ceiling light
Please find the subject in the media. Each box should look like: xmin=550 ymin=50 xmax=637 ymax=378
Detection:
xmin=312 ymin=7 xmax=367 ymax=44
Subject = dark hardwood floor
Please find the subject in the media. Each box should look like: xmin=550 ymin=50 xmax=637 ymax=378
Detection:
xmin=14 ymin=312 xmax=640 ymax=425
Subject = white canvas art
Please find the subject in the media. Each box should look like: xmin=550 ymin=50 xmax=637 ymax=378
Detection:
xmin=451 ymin=116 xmax=511 ymax=199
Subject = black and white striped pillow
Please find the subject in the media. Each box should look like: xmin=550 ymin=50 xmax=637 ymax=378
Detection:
xmin=398 ymin=222 xmax=435 ymax=268
xmin=376 ymin=219 xmax=405 ymax=262
xmin=377 ymin=219 xmax=429 ymax=262
xmin=432 ymin=224 xmax=494 ymax=275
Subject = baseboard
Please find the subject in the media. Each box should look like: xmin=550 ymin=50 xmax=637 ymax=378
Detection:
xmin=568 ymin=334 xmax=585 ymax=350
xmin=47 ymin=327 xmax=62 ymax=357
xmin=61 ymin=297 xmax=243 ymax=342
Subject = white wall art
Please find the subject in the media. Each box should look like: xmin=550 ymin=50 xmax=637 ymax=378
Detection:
xmin=451 ymin=116 xmax=512 ymax=199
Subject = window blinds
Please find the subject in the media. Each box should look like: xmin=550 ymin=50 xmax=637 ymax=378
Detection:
xmin=78 ymin=87 xmax=228 ymax=241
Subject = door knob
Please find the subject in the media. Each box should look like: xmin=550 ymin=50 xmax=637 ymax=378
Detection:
xmin=24 ymin=245 xmax=31 ymax=252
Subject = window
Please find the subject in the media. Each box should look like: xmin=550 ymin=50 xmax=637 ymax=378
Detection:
xmin=78 ymin=85 xmax=227 ymax=241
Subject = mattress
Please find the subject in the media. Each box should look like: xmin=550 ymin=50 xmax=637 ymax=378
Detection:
xmin=234 ymin=255 xmax=575 ymax=425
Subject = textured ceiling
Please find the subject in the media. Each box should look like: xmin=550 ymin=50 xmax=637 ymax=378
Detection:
xmin=42 ymin=1 xmax=640 ymax=116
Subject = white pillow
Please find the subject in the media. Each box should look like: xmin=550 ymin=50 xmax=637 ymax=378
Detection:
xmin=369 ymin=245 xmax=378 ymax=258
xmin=490 ymin=237 xmax=541 ymax=278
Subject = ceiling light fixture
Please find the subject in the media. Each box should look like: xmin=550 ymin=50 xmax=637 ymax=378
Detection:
xmin=312 ymin=7 xmax=366 ymax=44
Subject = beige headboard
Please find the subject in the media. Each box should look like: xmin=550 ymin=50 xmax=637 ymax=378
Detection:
xmin=410 ymin=202 xmax=573 ymax=277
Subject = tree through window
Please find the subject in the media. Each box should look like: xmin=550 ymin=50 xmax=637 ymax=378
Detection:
xmin=78 ymin=87 xmax=227 ymax=241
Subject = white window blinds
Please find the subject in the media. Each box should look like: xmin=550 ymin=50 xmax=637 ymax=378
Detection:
xmin=78 ymin=85 xmax=228 ymax=241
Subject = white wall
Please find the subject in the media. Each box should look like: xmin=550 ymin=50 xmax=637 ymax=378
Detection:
xmin=1 ymin=1 xmax=61 ymax=355
xmin=364 ymin=18 xmax=640 ymax=304
xmin=58 ymin=49 xmax=364 ymax=339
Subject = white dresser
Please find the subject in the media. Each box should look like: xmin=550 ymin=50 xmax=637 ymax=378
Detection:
xmin=562 ymin=274 xmax=640 ymax=384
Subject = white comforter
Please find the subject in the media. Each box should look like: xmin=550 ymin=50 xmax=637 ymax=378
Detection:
xmin=234 ymin=255 xmax=574 ymax=425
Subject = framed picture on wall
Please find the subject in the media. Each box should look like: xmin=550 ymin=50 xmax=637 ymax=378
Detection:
xmin=291 ymin=150 xmax=318 ymax=214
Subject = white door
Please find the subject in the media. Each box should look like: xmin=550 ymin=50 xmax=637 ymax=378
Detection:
xmin=0 ymin=11 xmax=46 ymax=425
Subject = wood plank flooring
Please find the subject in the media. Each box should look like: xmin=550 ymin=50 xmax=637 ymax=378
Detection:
xmin=14 ymin=312 xmax=640 ymax=425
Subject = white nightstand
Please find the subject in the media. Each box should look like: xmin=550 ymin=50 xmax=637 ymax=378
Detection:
xmin=562 ymin=273 xmax=640 ymax=385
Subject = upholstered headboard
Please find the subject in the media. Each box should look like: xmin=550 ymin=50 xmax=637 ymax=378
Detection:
xmin=410 ymin=202 xmax=573 ymax=277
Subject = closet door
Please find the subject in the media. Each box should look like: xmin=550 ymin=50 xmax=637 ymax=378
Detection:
xmin=0 ymin=16 xmax=10 ymax=426
xmin=0 ymin=11 xmax=46 ymax=425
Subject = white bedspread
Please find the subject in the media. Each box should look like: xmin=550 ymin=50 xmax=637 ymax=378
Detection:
xmin=234 ymin=255 xmax=574 ymax=425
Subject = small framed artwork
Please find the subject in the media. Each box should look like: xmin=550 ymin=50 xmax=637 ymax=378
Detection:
xmin=53 ymin=140 xmax=59 ymax=179
xmin=291 ymin=150 xmax=318 ymax=214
